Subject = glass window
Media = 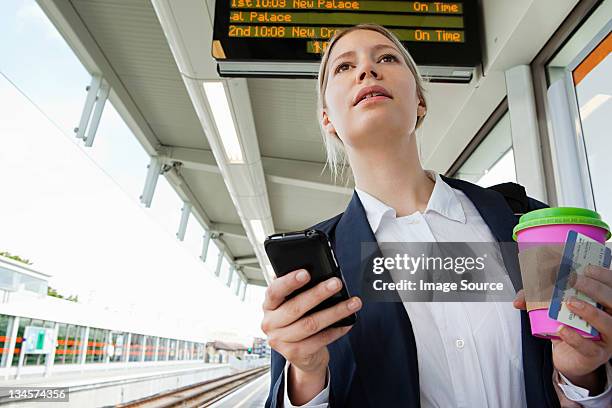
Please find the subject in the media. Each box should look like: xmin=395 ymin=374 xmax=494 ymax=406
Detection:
xmin=158 ymin=338 xmax=168 ymax=361
xmin=0 ymin=315 xmax=13 ymax=367
xmin=454 ymin=112 xmax=516 ymax=187
xmin=572 ymin=37 xmax=611 ymax=222
xmin=145 ymin=336 xmax=156 ymax=362
xmin=545 ymin=2 xmax=611 ymax=221
xmin=61 ymin=324 xmax=85 ymax=365
xmin=189 ymin=342 xmax=196 ymax=360
xmin=109 ymin=331 xmax=127 ymax=363
xmin=196 ymin=343 xmax=205 ymax=360
xmin=129 ymin=334 xmax=144 ymax=362
xmin=177 ymin=340 xmax=184 ymax=360
xmin=168 ymin=339 xmax=177 ymax=361
xmin=54 ymin=323 xmax=67 ymax=365
xmin=86 ymin=327 xmax=107 ymax=363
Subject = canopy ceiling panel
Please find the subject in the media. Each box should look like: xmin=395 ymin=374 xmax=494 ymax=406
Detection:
xmin=267 ymin=182 xmax=350 ymax=232
xmin=72 ymin=0 xmax=210 ymax=151
xmin=248 ymin=78 xmax=326 ymax=163
xmin=181 ymin=170 xmax=242 ymax=226
xmin=221 ymin=237 xmax=255 ymax=259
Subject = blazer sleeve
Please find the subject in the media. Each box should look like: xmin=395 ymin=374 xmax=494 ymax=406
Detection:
xmin=266 ymin=349 xmax=287 ymax=408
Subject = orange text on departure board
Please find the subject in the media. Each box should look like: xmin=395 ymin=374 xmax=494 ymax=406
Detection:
xmin=231 ymin=0 xmax=361 ymax=9
xmin=413 ymin=2 xmax=460 ymax=13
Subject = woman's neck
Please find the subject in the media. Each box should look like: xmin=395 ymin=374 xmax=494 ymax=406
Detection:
xmin=348 ymin=133 xmax=434 ymax=217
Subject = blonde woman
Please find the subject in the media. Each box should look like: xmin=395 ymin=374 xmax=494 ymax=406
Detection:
xmin=261 ymin=24 xmax=612 ymax=408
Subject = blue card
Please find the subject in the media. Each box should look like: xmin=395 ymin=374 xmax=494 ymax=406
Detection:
xmin=548 ymin=230 xmax=611 ymax=336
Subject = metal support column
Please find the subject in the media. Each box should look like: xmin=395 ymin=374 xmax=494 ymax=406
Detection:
xmin=75 ymin=75 xmax=110 ymax=147
xmin=104 ymin=330 xmax=112 ymax=365
xmin=75 ymin=75 xmax=102 ymax=140
xmin=176 ymin=202 xmax=192 ymax=241
xmin=241 ymin=282 xmax=247 ymax=302
xmin=153 ymin=337 xmax=160 ymax=362
xmin=235 ymin=276 xmax=242 ymax=296
xmin=200 ymin=230 xmax=212 ymax=263
xmin=79 ymin=327 xmax=90 ymax=367
xmin=84 ymin=80 xmax=110 ymax=147
xmin=140 ymin=336 xmax=147 ymax=362
xmin=214 ymin=247 xmax=225 ymax=277
xmin=505 ymin=65 xmax=548 ymax=202
xmin=140 ymin=157 xmax=162 ymax=208
xmin=3 ymin=316 xmax=19 ymax=379
xmin=124 ymin=333 xmax=132 ymax=363
xmin=226 ymin=264 xmax=235 ymax=287
xmin=43 ymin=323 xmax=59 ymax=377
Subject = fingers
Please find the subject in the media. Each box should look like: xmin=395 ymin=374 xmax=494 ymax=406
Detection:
xmin=263 ymin=269 xmax=310 ymax=311
xmin=585 ymin=265 xmax=612 ymax=287
xmin=557 ymin=325 xmax=607 ymax=361
xmin=280 ymin=326 xmax=352 ymax=363
xmin=573 ymin=272 xmax=612 ymax=310
xmin=566 ymin=297 xmax=612 ymax=341
xmin=274 ymin=297 xmax=362 ymax=343
xmin=513 ymin=289 xmax=526 ymax=310
xmin=267 ymin=277 xmax=345 ymax=329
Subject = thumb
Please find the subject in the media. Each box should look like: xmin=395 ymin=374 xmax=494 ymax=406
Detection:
xmin=513 ymin=289 xmax=526 ymax=310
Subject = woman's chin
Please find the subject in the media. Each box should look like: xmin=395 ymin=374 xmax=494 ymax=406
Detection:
xmin=350 ymin=114 xmax=410 ymax=137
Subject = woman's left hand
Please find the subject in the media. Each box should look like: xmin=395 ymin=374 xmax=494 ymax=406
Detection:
xmin=513 ymin=264 xmax=612 ymax=393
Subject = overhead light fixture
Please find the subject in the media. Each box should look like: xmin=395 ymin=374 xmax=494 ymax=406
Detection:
xmin=249 ymin=219 xmax=267 ymax=244
xmin=203 ymin=81 xmax=245 ymax=164
xmin=580 ymin=93 xmax=611 ymax=121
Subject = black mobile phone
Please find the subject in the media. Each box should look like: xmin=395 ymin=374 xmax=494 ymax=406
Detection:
xmin=264 ymin=229 xmax=356 ymax=327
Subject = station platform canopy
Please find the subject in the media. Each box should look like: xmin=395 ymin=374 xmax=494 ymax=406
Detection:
xmin=37 ymin=0 xmax=580 ymax=286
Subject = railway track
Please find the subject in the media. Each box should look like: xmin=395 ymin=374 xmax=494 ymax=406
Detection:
xmin=116 ymin=366 xmax=270 ymax=408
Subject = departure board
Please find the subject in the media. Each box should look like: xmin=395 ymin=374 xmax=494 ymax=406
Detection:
xmin=212 ymin=1 xmax=481 ymax=77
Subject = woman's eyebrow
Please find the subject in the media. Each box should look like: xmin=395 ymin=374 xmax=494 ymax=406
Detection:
xmin=371 ymin=44 xmax=398 ymax=53
xmin=330 ymin=43 xmax=398 ymax=67
xmin=331 ymin=50 xmax=355 ymax=66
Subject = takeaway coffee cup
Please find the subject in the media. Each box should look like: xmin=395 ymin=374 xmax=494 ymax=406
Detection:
xmin=513 ymin=207 xmax=610 ymax=339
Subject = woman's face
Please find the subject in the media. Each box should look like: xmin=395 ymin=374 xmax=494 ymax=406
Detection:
xmin=322 ymin=29 xmax=422 ymax=149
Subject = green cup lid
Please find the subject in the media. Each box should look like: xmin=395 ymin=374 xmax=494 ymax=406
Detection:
xmin=512 ymin=207 xmax=611 ymax=241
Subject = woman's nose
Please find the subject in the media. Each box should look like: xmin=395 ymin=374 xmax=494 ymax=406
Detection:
xmin=357 ymin=64 xmax=379 ymax=81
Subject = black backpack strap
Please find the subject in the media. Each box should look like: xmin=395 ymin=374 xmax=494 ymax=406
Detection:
xmin=487 ymin=182 xmax=548 ymax=215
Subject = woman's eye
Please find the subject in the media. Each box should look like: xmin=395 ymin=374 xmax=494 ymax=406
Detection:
xmin=335 ymin=62 xmax=350 ymax=74
xmin=379 ymin=54 xmax=398 ymax=63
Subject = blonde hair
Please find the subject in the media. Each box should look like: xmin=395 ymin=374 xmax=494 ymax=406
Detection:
xmin=317 ymin=24 xmax=427 ymax=181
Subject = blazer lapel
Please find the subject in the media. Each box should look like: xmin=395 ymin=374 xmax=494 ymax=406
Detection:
xmin=442 ymin=176 xmax=523 ymax=292
xmin=334 ymin=193 xmax=421 ymax=407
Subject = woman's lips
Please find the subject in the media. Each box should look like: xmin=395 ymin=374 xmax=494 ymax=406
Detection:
xmin=355 ymin=94 xmax=391 ymax=107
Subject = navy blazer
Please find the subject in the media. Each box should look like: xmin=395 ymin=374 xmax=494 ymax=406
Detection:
xmin=265 ymin=176 xmax=561 ymax=408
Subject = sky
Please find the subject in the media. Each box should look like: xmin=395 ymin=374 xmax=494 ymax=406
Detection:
xmin=0 ymin=0 xmax=265 ymax=344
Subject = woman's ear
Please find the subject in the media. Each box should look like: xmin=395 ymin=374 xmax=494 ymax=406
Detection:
xmin=417 ymin=103 xmax=427 ymax=117
xmin=322 ymin=110 xmax=337 ymax=135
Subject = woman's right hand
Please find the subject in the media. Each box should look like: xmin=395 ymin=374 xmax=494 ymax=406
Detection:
xmin=261 ymin=268 xmax=362 ymax=404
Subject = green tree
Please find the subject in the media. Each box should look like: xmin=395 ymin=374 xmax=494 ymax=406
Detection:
xmin=47 ymin=286 xmax=79 ymax=303
xmin=0 ymin=251 xmax=33 ymax=265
